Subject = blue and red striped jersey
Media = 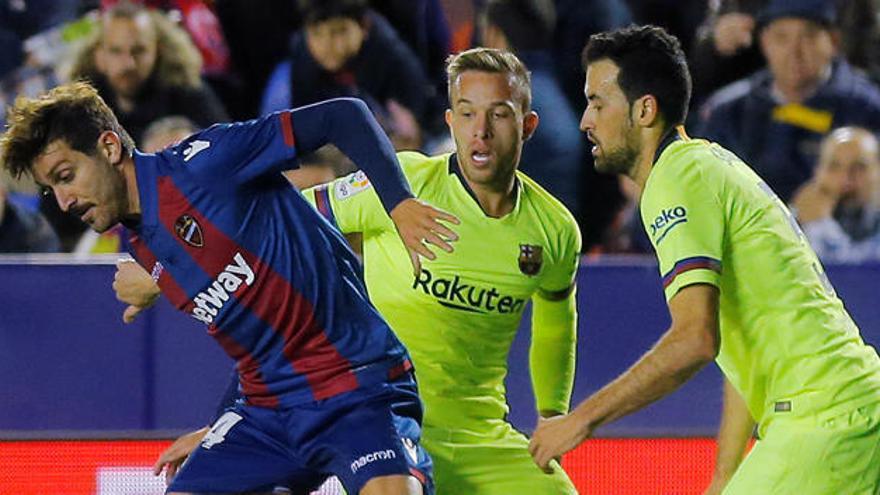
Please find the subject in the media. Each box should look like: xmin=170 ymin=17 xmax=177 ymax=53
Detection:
xmin=125 ymin=107 xmax=412 ymax=408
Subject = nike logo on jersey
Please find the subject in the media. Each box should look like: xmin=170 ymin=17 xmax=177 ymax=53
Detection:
xmin=182 ymin=139 xmax=211 ymax=162
xmin=190 ymin=253 xmax=255 ymax=324
xmin=412 ymin=268 xmax=526 ymax=314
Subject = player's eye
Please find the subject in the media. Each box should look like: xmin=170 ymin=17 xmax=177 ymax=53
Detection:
xmin=39 ymin=186 xmax=53 ymax=198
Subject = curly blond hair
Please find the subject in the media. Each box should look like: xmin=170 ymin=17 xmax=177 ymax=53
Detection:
xmin=68 ymin=1 xmax=203 ymax=90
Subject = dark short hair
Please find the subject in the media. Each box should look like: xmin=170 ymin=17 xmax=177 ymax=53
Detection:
xmin=0 ymin=81 xmax=135 ymax=179
xmin=582 ymin=25 xmax=692 ymax=128
xmin=299 ymin=0 xmax=368 ymax=26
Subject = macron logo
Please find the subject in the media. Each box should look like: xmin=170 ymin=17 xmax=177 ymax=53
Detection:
xmin=183 ymin=140 xmax=210 ymax=162
xmin=351 ymin=449 xmax=396 ymax=474
xmin=190 ymin=253 xmax=255 ymax=324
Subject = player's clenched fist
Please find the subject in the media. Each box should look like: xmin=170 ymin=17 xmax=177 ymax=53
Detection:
xmin=390 ymin=197 xmax=460 ymax=274
xmin=113 ymin=259 xmax=161 ymax=323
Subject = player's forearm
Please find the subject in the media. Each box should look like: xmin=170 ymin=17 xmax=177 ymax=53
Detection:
xmin=290 ymin=98 xmax=412 ymax=212
xmin=529 ymin=288 xmax=577 ymax=414
xmin=713 ymin=378 xmax=755 ymax=480
xmin=570 ymin=323 xmax=716 ymax=432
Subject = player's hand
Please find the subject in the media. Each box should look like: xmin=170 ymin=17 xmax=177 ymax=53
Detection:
xmin=153 ymin=426 xmax=210 ymax=484
xmin=528 ymin=414 xmax=591 ymax=473
xmin=389 ymin=198 xmax=460 ymax=274
xmin=113 ymin=259 xmax=160 ymax=323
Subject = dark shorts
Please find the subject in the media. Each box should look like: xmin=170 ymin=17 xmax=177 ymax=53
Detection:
xmin=168 ymin=373 xmax=433 ymax=494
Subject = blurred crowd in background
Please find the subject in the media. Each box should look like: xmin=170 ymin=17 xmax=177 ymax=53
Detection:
xmin=2 ymin=0 xmax=880 ymax=264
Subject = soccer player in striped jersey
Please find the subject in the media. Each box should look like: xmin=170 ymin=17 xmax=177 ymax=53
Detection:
xmin=0 ymin=82 xmax=460 ymax=495
xmin=149 ymin=47 xmax=582 ymax=494
xmin=529 ymin=25 xmax=880 ymax=494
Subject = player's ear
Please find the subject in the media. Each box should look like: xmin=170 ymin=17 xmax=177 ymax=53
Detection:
xmin=634 ymin=95 xmax=660 ymax=127
xmin=97 ymin=130 xmax=123 ymax=167
xmin=522 ymin=110 xmax=539 ymax=141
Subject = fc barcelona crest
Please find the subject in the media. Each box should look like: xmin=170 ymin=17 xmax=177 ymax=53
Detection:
xmin=518 ymin=244 xmax=543 ymax=276
xmin=175 ymin=214 xmax=204 ymax=248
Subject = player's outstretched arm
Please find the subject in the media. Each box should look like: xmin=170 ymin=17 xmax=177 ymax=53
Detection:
xmin=291 ymin=98 xmax=459 ymax=272
xmin=704 ymin=378 xmax=755 ymax=495
xmin=529 ymin=283 xmax=720 ymax=470
xmin=113 ymin=259 xmax=160 ymax=323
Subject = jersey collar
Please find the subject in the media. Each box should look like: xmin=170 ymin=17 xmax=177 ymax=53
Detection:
xmin=447 ymin=153 xmax=521 ymax=219
xmin=652 ymin=125 xmax=689 ymax=165
xmin=126 ymin=150 xmax=159 ymax=235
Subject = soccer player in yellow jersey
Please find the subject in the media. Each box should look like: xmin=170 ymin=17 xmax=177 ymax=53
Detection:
xmin=147 ymin=48 xmax=581 ymax=493
xmin=529 ymin=25 xmax=880 ymax=494
xmin=301 ymin=47 xmax=581 ymax=494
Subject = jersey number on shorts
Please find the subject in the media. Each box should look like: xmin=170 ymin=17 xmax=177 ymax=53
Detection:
xmin=202 ymin=411 xmax=243 ymax=449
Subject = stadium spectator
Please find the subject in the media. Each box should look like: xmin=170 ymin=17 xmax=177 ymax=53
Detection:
xmin=482 ymin=0 xmax=584 ymax=218
xmin=791 ymin=126 xmax=880 ymax=262
xmin=68 ymin=0 xmax=228 ymax=143
xmin=1 ymin=81 xmax=459 ymax=494
xmin=214 ymin=0 xmax=303 ymax=118
xmin=697 ymin=0 xmax=880 ymax=202
xmin=689 ymin=0 xmax=880 ymax=109
xmin=552 ymin=0 xmax=632 ymax=252
xmin=530 ymin=25 xmax=880 ymax=495
xmin=260 ymin=0 xmax=431 ymax=150
xmin=0 ymin=177 xmax=60 ymax=253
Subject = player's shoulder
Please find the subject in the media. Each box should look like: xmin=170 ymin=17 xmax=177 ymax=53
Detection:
xmin=517 ymin=171 xmax=579 ymax=233
xmin=396 ymin=151 xmax=451 ymax=189
xmin=647 ymin=138 xmax=732 ymax=201
xmin=156 ymin=124 xmax=228 ymax=172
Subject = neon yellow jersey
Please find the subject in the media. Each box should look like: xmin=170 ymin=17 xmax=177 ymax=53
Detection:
xmin=640 ymin=131 xmax=880 ymax=428
xmin=303 ymin=152 xmax=581 ymax=430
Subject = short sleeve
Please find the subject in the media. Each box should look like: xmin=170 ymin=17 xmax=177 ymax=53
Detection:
xmin=641 ymin=160 xmax=724 ymax=301
xmin=302 ymin=171 xmax=393 ymax=234
xmin=539 ymin=213 xmax=582 ymax=293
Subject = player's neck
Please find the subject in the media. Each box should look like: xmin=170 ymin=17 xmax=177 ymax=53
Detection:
xmin=629 ymin=128 xmax=665 ymax=191
xmin=470 ymin=178 xmax=517 ymax=218
xmin=122 ymin=155 xmax=141 ymax=217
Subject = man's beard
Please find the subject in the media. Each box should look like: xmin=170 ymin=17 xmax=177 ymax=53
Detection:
xmin=595 ymin=140 xmax=640 ymax=176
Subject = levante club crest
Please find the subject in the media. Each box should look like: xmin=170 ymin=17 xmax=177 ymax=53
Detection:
xmin=518 ymin=244 xmax=543 ymax=276
xmin=175 ymin=214 xmax=204 ymax=248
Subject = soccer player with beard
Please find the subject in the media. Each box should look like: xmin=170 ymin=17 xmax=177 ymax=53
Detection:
xmin=529 ymin=25 xmax=880 ymax=494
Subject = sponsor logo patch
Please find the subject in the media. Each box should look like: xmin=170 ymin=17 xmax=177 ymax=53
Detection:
xmin=649 ymin=206 xmax=687 ymax=244
xmin=174 ymin=214 xmax=204 ymax=248
xmin=190 ymin=253 xmax=255 ymax=324
xmin=334 ymin=170 xmax=372 ymax=200
xmin=412 ymin=268 xmax=526 ymax=314
xmin=351 ymin=449 xmax=397 ymax=474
